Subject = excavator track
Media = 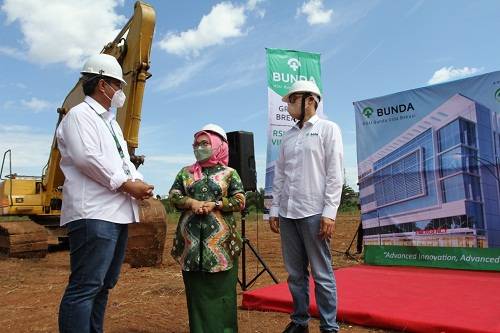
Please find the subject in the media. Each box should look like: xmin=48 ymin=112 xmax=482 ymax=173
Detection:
xmin=125 ymin=198 xmax=168 ymax=268
xmin=0 ymin=220 xmax=48 ymax=258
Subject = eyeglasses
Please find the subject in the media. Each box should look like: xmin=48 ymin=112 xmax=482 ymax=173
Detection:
xmin=103 ymin=79 xmax=124 ymax=90
xmin=192 ymin=141 xmax=211 ymax=149
xmin=288 ymin=93 xmax=304 ymax=104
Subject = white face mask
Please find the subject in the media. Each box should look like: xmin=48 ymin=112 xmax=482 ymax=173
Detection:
xmin=103 ymin=81 xmax=126 ymax=108
xmin=111 ymin=89 xmax=126 ymax=108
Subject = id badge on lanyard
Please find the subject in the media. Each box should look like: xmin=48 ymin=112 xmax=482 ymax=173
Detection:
xmin=122 ymin=158 xmax=131 ymax=177
xmin=87 ymin=102 xmax=132 ymax=179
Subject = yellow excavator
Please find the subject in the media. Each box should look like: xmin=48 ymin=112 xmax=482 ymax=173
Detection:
xmin=0 ymin=1 xmax=166 ymax=267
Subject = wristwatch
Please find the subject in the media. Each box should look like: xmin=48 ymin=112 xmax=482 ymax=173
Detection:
xmin=214 ymin=201 xmax=222 ymax=209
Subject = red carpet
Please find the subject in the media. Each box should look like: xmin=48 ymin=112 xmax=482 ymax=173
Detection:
xmin=241 ymin=265 xmax=500 ymax=333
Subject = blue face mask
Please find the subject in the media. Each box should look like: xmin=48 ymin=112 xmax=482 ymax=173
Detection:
xmin=193 ymin=146 xmax=212 ymax=162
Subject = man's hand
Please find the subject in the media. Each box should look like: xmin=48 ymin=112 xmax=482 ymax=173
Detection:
xmin=319 ymin=216 xmax=335 ymax=241
xmin=120 ymin=180 xmax=154 ymax=200
xmin=269 ymin=216 xmax=280 ymax=234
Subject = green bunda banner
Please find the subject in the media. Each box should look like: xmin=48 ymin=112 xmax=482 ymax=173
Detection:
xmin=263 ymin=48 xmax=322 ymax=219
xmin=354 ymin=72 xmax=500 ymax=271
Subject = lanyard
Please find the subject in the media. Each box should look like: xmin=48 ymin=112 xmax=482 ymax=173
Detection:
xmin=85 ymin=102 xmax=131 ymax=176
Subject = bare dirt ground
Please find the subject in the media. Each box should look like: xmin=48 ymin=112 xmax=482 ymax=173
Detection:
xmin=0 ymin=213 xmax=398 ymax=333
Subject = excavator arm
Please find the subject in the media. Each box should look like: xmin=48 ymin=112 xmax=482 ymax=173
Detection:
xmin=1 ymin=2 xmax=166 ymax=266
xmin=42 ymin=1 xmax=155 ymax=209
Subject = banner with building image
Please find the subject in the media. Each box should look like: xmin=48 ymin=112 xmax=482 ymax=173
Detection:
xmin=263 ymin=48 xmax=323 ymax=219
xmin=354 ymin=71 xmax=500 ymax=271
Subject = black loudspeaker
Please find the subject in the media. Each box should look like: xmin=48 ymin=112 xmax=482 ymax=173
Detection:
xmin=227 ymin=131 xmax=257 ymax=192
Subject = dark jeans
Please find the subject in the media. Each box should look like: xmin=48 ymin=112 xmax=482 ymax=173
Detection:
xmin=58 ymin=219 xmax=128 ymax=333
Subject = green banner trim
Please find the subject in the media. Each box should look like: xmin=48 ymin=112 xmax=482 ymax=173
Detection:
xmin=365 ymin=245 xmax=500 ymax=271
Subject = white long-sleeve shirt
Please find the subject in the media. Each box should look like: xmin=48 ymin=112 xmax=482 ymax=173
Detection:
xmin=56 ymin=96 xmax=143 ymax=225
xmin=270 ymin=114 xmax=344 ymax=220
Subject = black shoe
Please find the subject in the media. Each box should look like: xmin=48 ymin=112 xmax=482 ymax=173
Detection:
xmin=320 ymin=330 xmax=337 ymax=333
xmin=282 ymin=321 xmax=309 ymax=333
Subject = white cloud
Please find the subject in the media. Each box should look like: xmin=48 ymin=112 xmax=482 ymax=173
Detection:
xmin=158 ymin=2 xmax=246 ymax=57
xmin=20 ymin=97 xmax=53 ymax=113
xmin=246 ymin=0 xmax=265 ymax=17
xmin=0 ymin=125 xmax=52 ymax=175
xmin=162 ymin=55 xmax=264 ymax=99
xmin=2 ymin=97 xmax=54 ymax=113
xmin=427 ymin=66 xmax=482 ymax=85
xmin=0 ymin=46 xmax=25 ymax=59
xmin=0 ymin=82 xmax=27 ymax=89
xmin=155 ymin=57 xmax=212 ymax=92
xmin=246 ymin=0 xmax=263 ymax=11
xmin=297 ymin=0 xmax=333 ymax=25
xmin=155 ymin=54 xmax=263 ymax=99
xmin=165 ymin=70 xmax=259 ymax=102
xmin=1 ymin=0 xmax=126 ymax=69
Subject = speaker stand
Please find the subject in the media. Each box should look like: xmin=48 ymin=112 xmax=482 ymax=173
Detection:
xmin=331 ymin=219 xmax=363 ymax=261
xmin=238 ymin=208 xmax=279 ymax=291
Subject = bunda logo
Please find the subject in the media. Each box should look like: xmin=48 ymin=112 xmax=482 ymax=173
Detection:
xmin=495 ymin=88 xmax=500 ymax=102
xmin=376 ymin=103 xmax=414 ymax=116
xmin=287 ymin=58 xmax=301 ymax=71
xmin=362 ymin=107 xmax=374 ymax=118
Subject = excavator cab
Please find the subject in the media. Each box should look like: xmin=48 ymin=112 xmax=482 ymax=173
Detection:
xmin=0 ymin=150 xmax=50 ymax=257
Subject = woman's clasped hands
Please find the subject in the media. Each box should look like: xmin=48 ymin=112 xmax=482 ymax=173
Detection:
xmin=187 ymin=198 xmax=216 ymax=215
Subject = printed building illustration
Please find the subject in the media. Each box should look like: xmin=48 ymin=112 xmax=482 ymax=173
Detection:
xmin=358 ymin=94 xmax=500 ymax=248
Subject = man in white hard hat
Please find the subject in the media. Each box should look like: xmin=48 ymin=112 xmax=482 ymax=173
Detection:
xmin=57 ymin=54 xmax=155 ymax=333
xmin=269 ymin=80 xmax=343 ymax=333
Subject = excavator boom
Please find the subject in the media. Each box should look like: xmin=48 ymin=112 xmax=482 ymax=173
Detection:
xmin=0 ymin=2 xmax=167 ymax=266
xmin=43 ymin=1 xmax=156 ymax=209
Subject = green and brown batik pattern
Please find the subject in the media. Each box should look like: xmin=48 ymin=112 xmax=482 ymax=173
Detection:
xmin=169 ymin=165 xmax=245 ymax=272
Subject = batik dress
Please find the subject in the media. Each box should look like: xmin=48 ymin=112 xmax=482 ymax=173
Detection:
xmin=169 ymin=164 xmax=245 ymax=333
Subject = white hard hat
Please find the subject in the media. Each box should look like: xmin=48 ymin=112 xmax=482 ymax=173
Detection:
xmin=199 ymin=123 xmax=227 ymax=142
xmin=81 ymin=54 xmax=126 ymax=84
xmin=282 ymin=80 xmax=321 ymax=103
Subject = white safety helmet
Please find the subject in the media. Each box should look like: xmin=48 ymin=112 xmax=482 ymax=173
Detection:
xmin=282 ymin=80 xmax=321 ymax=103
xmin=81 ymin=54 xmax=126 ymax=84
xmin=198 ymin=123 xmax=227 ymax=142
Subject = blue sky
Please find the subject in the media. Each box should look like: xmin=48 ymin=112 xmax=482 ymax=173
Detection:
xmin=0 ymin=0 xmax=498 ymax=196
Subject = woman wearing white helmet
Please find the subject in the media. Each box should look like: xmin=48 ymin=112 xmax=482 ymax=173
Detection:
xmin=168 ymin=124 xmax=244 ymax=333
xmin=199 ymin=123 xmax=228 ymax=141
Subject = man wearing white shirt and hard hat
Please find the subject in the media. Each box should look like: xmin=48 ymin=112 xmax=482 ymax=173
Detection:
xmin=57 ymin=54 xmax=154 ymax=333
xmin=269 ymin=80 xmax=343 ymax=333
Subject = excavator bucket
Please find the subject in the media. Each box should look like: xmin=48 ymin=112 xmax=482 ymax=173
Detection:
xmin=0 ymin=220 xmax=48 ymax=258
xmin=125 ymin=198 xmax=168 ymax=268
